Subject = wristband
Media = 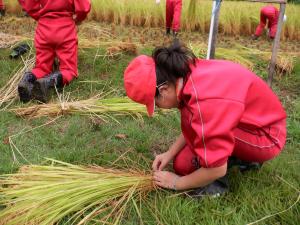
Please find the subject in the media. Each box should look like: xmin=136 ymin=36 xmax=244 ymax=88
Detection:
xmin=172 ymin=176 xmax=180 ymax=191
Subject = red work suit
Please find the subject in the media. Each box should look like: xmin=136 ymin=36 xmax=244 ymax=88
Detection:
xmin=0 ymin=0 xmax=4 ymax=10
xmin=18 ymin=0 xmax=91 ymax=84
xmin=166 ymin=0 xmax=182 ymax=32
xmin=173 ymin=60 xmax=286 ymax=176
xmin=255 ymin=5 xmax=279 ymax=39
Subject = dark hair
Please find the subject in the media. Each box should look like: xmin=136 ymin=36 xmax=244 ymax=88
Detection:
xmin=152 ymin=40 xmax=196 ymax=96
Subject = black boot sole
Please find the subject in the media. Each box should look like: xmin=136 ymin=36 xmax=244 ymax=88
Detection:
xmin=18 ymin=83 xmax=32 ymax=103
xmin=32 ymin=80 xmax=49 ymax=103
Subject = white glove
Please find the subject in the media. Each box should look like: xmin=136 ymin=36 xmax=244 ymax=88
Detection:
xmin=156 ymin=0 xmax=161 ymax=4
xmin=283 ymin=14 xmax=287 ymax=22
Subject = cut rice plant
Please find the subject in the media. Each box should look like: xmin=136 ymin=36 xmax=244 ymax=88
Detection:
xmin=10 ymin=96 xmax=155 ymax=121
xmin=0 ymin=55 xmax=35 ymax=109
xmin=0 ymin=158 xmax=156 ymax=225
xmin=189 ymin=42 xmax=295 ymax=73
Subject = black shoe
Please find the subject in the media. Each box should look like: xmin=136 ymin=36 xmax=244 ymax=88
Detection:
xmin=228 ymin=157 xmax=262 ymax=172
xmin=0 ymin=9 xmax=5 ymax=17
xmin=187 ymin=176 xmax=229 ymax=198
xmin=173 ymin=31 xmax=179 ymax=38
xmin=32 ymin=71 xmax=63 ymax=103
xmin=251 ymin=34 xmax=258 ymax=40
xmin=166 ymin=28 xmax=171 ymax=36
xmin=18 ymin=72 xmax=37 ymax=103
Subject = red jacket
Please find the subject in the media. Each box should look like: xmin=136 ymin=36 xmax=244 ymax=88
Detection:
xmin=178 ymin=60 xmax=286 ymax=168
xmin=18 ymin=0 xmax=91 ymax=22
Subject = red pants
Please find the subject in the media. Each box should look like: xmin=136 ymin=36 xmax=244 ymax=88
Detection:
xmin=173 ymin=119 xmax=286 ymax=176
xmin=166 ymin=0 xmax=182 ymax=32
xmin=32 ymin=17 xmax=78 ymax=85
xmin=255 ymin=7 xmax=278 ymax=38
xmin=0 ymin=0 xmax=5 ymax=9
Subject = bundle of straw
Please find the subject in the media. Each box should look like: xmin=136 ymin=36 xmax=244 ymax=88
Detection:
xmin=0 ymin=159 xmax=155 ymax=225
xmin=10 ymin=97 xmax=149 ymax=121
xmin=0 ymin=56 xmax=35 ymax=109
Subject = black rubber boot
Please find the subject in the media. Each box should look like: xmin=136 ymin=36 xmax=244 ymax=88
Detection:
xmin=187 ymin=175 xmax=229 ymax=199
xmin=32 ymin=71 xmax=63 ymax=103
xmin=173 ymin=31 xmax=179 ymax=39
xmin=228 ymin=157 xmax=262 ymax=172
xmin=251 ymin=34 xmax=259 ymax=40
xmin=18 ymin=72 xmax=37 ymax=103
xmin=0 ymin=9 xmax=5 ymax=17
xmin=166 ymin=28 xmax=171 ymax=36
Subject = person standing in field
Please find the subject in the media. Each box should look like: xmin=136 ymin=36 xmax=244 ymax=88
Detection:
xmin=124 ymin=41 xmax=286 ymax=196
xmin=0 ymin=0 xmax=5 ymax=17
xmin=156 ymin=0 xmax=182 ymax=37
xmin=17 ymin=0 xmax=91 ymax=103
xmin=252 ymin=5 xmax=286 ymax=40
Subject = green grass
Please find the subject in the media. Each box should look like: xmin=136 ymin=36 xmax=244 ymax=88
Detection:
xmin=0 ymin=31 xmax=299 ymax=224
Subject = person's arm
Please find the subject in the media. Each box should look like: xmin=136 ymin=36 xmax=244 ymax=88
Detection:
xmin=74 ymin=0 xmax=91 ymax=23
xmin=152 ymin=133 xmax=186 ymax=171
xmin=154 ymin=97 xmax=244 ymax=190
xmin=18 ymin=0 xmax=40 ymax=20
xmin=153 ymin=163 xmax=227 ymax=190
xmin=176 ymin=164 xmax=227 ymax=190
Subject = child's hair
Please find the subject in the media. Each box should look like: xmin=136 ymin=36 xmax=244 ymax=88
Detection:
xmin=152 ymin=40 xmax=196 ymax=96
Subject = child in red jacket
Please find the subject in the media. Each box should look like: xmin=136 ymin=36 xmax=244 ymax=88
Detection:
xmin=253 ymin=5 xmax=279 ymax=40
xmin=0 ymin=0 xmax=5 ymax=17
xmin=124 ymin=41 xmax=286 ymax=196
xmin=17 ymin=0 xmax=91 ymax=103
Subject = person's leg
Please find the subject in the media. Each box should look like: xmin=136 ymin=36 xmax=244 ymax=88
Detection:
xmin=173 ymin=145 xmax=229 ymax=198
xmin=254 ymin=11 xmax=267 ymax=38
xmin=172 ymin=0 xmax=182 ymax=34
xmin=31 ymin=27 xmax=55 ymax=79
xmin=166 ymin=0 xmax=174 ymax=35
xmin=173 ymin=145 xmax=200 ymax=176
xmin=232 ymin=119 xmax=286 ymax=167
xmin=0 ymin=0 xmax=5 ymax=17
xmin=269 ymin=23 xmax=277 ymax=39
xmin=18 ymin=28 xmax=54 ymax=102
xmin=56 ymin=36 xmax=78 ymax=85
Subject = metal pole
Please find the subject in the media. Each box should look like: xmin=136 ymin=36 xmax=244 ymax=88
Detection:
xmin=267 ymin=3 xmax=286 ymax=87
xmin=207 ymin=0 xmax=222 ymax=59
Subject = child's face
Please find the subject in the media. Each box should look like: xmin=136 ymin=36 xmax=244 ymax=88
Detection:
xmin=155 ymin=83 xmax=178 ymax=109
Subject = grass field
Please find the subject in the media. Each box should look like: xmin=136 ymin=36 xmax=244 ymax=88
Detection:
xmin=0 ymin=18 xmax=299 ymax=224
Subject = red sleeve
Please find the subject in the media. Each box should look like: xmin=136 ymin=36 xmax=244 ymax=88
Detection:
xmin=18 ymin=0 xmax=41 ymax=20
xmin=189 ymin=98 xmax=244 ymax=168
xmin=74 ymin=0 xmax=91 ymax=22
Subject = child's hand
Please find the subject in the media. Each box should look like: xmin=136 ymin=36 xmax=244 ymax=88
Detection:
xmin=153 ymin=171 xmax=180 ymax=190
xmin=152 ymin=151 xmax=173 ymax=171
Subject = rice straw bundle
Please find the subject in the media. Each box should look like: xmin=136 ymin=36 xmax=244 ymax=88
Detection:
xmin=275 ymin=55 xmax=295 ymax=76
xmin=104 ymin=42 xmax=138 ymax=59
xmin=0 ymin=56 xmax=35 ymax=109
xmin=11 ymin=97 xmax=150 ymax=120
xmin=0 ymin=159 xmax=155 ymax=225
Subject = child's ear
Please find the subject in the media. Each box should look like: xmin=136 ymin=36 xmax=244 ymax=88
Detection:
xmin=158 ymin=84 xmax=169 ymax=94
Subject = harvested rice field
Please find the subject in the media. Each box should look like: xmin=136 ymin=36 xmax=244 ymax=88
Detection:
xmin=0 ymin=2 xmax=299 ymax=224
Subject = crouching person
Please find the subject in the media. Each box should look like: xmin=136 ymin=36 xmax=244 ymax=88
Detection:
xmin=123 ymin=41 xmax=287 ymax=197
xmin=17 ymin=0 xmax=91 ymax=103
